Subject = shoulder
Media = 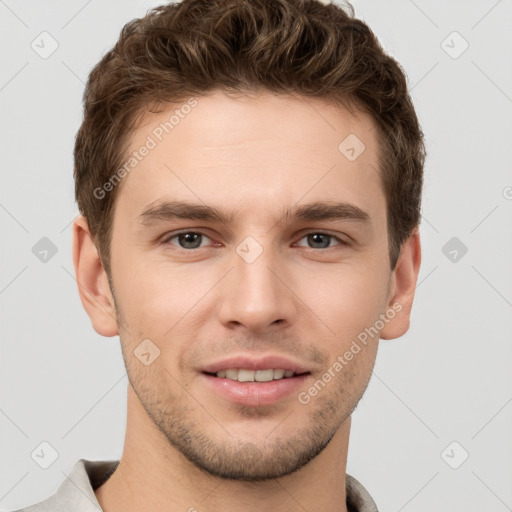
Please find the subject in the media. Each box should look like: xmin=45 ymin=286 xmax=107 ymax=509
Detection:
xmin=9 ymin=459 xmax=119 ymax=512
xmin=346 ymin=473 xmax=379 ymax=512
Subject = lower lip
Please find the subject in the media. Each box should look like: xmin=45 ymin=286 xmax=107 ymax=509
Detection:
xmin=201 ymin=373 xmax=310 ymax=406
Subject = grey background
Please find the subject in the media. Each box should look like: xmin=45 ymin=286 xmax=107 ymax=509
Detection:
xmin=1 ymin=0 xmax=511 ymax=510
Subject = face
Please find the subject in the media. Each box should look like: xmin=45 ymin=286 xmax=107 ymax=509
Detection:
xmin=101 ymin=90 xmax=399 ymax=480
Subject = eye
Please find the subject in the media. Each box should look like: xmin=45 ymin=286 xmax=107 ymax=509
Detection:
xmin=163 ymin=231 xmax=213 ymax=250
xmin=161 ymin=231 xmax=347 ymax=252
xmin=295 ymin=232 xmax=344 ymax=249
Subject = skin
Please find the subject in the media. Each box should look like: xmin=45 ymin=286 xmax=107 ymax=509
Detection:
xmin=73 ymin=89 xmax=421 ymax=512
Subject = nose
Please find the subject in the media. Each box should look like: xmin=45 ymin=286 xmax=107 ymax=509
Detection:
xmin=217 ymin=241 xmax=298 ymax=333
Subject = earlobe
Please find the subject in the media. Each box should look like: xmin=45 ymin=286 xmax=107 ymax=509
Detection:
xmin=380 ymin=227 xmax=422 ymax=340
xmin=72 ymin=215 xmax=119 ymax=337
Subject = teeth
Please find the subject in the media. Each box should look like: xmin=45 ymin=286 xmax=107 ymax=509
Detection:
xmin=273 ymin=369 xmax=285 ymax=380
xmin=255 ymin=369 xmax=274 ymax=382
xmin=238 ymin=369 xmax=255 ymax=382
xmin=225 ymin=369 xmax=238 ymax=380
xmin=215 ymin=368 xmax=296 ymax=381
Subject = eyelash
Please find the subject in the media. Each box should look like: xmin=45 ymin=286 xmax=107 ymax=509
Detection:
xmin=161 ymin=230 xmax=349 ymax=253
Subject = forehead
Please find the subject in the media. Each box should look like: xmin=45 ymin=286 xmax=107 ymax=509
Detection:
xmin=114 ymin=89 xmax=384 ymax=226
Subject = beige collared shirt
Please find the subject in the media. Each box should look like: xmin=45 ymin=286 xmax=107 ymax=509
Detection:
xmin=13 ymin=458 xmax=379 ymax=512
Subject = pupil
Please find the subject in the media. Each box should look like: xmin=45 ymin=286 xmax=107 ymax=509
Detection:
xmin=179 ymin=233 xmax=201 ymax=248
xmin=309 ymin=233 xmax=329 ymax=248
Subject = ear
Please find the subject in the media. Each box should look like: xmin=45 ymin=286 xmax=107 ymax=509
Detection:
xmin=380 ymin=227 xmax=421 ymax=340
xmin=72 ymin=215 xmax=119 ymax=337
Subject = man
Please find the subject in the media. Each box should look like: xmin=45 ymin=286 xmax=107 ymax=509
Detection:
xmin=15 ymin=0 xmax=424 ymax=510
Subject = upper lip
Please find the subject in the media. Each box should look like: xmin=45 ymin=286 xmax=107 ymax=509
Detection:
xmin=201 ymin=354 xmax=311 ymax=374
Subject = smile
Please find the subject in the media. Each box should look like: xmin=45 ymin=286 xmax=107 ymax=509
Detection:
xmin=212 ymin=368 xmax=300 ymax=382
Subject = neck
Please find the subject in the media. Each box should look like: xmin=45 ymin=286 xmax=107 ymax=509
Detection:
xmin=95 ymin=385 xmax=351 ymax=512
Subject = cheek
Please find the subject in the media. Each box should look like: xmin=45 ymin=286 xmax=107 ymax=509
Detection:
xmin=296 ymin=257 xmax=390 ymax=343
xmin=114 ymin=259 xmax=217 ymax=340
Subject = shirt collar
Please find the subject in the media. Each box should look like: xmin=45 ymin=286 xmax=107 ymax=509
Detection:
xmin=25 ymin=459 xmax=378 ymax=512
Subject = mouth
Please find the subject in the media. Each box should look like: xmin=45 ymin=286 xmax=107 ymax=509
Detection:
xmin=200 ymin=355 xmax=312 ymax=406
xmin=204 ymin=368 xmax=310 ymax=382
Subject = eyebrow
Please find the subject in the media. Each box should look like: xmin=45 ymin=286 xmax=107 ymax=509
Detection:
xmin=137 ymin=200 xmax=371 ymax=226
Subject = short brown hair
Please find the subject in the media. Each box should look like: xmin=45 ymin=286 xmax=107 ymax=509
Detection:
xmin=74 ymin=0 xmax=425 ymax=276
